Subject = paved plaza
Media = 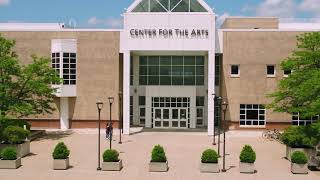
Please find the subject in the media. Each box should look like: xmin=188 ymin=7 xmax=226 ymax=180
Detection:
xmin=1 ymin=129 xmax=319 ymax=180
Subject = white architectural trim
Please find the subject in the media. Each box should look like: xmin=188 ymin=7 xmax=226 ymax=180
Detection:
xmin=219 ymin=29 xmax=320 ymax=32
xmin=0 ymin=28 xmax=122 ymax=32
xmin=60 ymin=97 xmax=69 ymax=130
xmin=122 ymin=51 xmax=131 ymax=135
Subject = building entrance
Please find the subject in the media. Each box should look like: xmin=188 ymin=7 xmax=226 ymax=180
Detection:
xmin=152 ymin=97 xmax=190 ymax=129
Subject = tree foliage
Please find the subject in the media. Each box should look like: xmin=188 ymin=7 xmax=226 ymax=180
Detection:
xmin=0 ymin=34 xmax=61 ymax=118
xmin=268 ymin=32 xmax=320 ymax=118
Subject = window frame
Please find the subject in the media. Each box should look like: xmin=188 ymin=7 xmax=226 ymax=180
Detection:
xmin=230 ymin=64 xmax=240 ymax=77
xmin=283 ymin=69 xmax=291 ymax=77
xmin=292 ymin=113 xmax=319 ymax=126
xmin=239 ymin=104 xmax=266 ymax=127
xmin=266 ymin=64 xmax=276 ymax=78
xmin=52 ymin=52 xmax=77 ymax=85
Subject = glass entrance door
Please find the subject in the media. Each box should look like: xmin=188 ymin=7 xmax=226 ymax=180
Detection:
xmin=152 ymin=97 xmax=190 ymax=129
xmin=153 ymin=108 xmax=188 ymax=129
xmin=171 ymin=108 xmax=188 ymax=128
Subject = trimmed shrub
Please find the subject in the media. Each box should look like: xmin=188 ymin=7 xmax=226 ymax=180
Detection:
xmin=1 ymin=147 xmax=17 ymax=160
xmin=103 ymin=149 xmax=119 ymax=162
xmin=52 ymin=142 xmax=70 ymax=159
xmin=240 ymin=145 xmax=256 ymax=163
xmin=2 ymin=126 xmax=30 ymax=144
xmin=201 ymin=149 xmax=218 ymax=163
xmin=291 ymin=151 xmax=308 ymax=164
xmin=280 ymin=126 xmax=316 ymax=148
xmin=0 ymin=118 xmax=30 ymax=142
xmin=151 ymin=145 xmax=167 ymax=162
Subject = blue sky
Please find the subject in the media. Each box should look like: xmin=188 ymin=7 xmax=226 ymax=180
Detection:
xmin=0 ymin=0 xmax=319 ymax=28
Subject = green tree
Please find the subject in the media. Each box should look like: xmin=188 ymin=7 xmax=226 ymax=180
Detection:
xmin=268 ymin=32 xmax=320 ymax=118
xmin=0 ymin=34 xmax=61 ymax=118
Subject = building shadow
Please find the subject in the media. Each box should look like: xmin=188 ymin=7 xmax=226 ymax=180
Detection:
xmin=33 ymin=131 xmax=73 ymax=141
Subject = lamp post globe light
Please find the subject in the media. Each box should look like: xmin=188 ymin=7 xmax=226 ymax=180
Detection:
xmin=217 ymin=96 xmax=222 ymax=156
xmin=108 ymin=96 xmax=114 ymax=150
xmin=96 ymin=101 xmax=104 ymax=171
xmin=221 ymin=100 xmax=229 ymax=173
xmin=118 ymin=91 xmax=123 ymax=144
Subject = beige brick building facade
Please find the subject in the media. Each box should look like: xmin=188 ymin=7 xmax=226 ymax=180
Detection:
xmin=1 ymin=1 xmax=319 ymax=134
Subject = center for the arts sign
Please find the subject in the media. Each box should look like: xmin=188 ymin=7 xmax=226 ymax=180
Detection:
xmin=130 ymin=28 xmax=209 ymax=39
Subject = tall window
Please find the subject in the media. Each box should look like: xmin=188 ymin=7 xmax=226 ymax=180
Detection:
xmin=130 ymin=96 xmax=133 ymax=125
xmin=139 ymin=56 xmax=204 ymax=86
xmin=215 ymin=54 xmax=221 ymax=86
xmin=196 ymin=96 xmax=205 ymax=127
xmin=139 ymin=96 xmax=146 ymax=126
xmin=51 ymin=52 xmax=76 ymax=85
xmin=292 ymin=113 xmax=319 ymax=126
xmin=130 ymin=56 xmax=133 ymax=86
xmin=62 ymin=53 xmax=76 ymax=85
xmin=240 ymin=104 xmax=266 ymax=126
xmin=51 ymin=52 xmax=60 ymax=77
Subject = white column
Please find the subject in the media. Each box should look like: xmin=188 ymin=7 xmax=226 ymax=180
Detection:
xmin=207 ymin=51 xmax=215 ymax=135
xmin=60 ymin=97 xmax=69 ymax=130
xmin=123 ymin=51 xmax=130 ymax=135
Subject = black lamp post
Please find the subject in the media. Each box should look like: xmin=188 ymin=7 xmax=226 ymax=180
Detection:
xmin=212 ymin=93 xmax=216 ymax=145
xmin=108 ymin=96 xmax=114 ymax=149
xmin=118 ymin=92 xmax=123 ymax=144
xmin=217 ymin=96 xmax=222 ymax=156
xmin=221 ymin=100 xmax=229 ymax=173
xmin=96 ymin=101 xmax=104 ymax=171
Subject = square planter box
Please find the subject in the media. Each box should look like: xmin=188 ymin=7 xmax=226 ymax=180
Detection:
xmin=239 ymin=162 xmax=255 ymax=173
xmin=0 ymin=158 xmax=21 ymax=169
xmin=0 ymin=141 xmax=30 ymax=158
xmin=149 ymin=161 xmax=168 ymax=172
xmin=53 ymin=158 xmax=69 ymax=170
xmin=102 ymin=160 xmax=123 ymax=171
xmin=200 ymin=163 xmax=219 ymax=173
xmin=286 ymin=146 xmax=315 ymax=163
xmin=291 ymin=163 xmax=308 ymax=174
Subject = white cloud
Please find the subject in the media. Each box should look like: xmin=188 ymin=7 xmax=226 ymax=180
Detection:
xmin=87 ymin=17 xmax=123 ymax=28
xmin=241 ymin=0 xmax=320 ymax=19
xmin=216 ymin=12 xmax=230 ymax=26
xmin=299 ymin=0 xmax=320 ymax=17
xmin=255 ymin=0 xmax=297 ymax=17
xmin=0 ymin=0 xmax=10 ymax=6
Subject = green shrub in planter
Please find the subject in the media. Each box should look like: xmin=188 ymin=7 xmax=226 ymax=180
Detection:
xmin=240 ymin=145 xmax=256 ymax=163
xmin=0 ymin=118 xmax=30 ymax=142
xmin=2 ymin=126 xmax=30 ymax=144
xmin=151 ymin=145 xmax=167 ymax=162
xmin=52 ymin=142 xmax=70 ymax=159
xmin=103 ymin=149 xmax=119 ymax=162
xmin=1 ymin=147 xmax=17 ymax=160
xmin=201 ymin=149 xmax=218 ymax=163
xmin=291 ymin=151 xmax=308 ymax=164
xmin=281 ymin=125 xmax=317 ymax=148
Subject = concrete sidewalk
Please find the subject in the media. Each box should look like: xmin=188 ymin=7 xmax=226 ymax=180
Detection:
xmin=1 ymin=130 xmax=319 ymax=180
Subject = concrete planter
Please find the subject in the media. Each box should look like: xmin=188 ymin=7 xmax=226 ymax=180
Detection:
xmin=239 ymin=162 xmax=255 ymax=173
xmin=53 ymin=158 xmax=69 ymax=170
xmin=102 ymin=160 xmax=123 ymax=171
xmin=0 ymin=158 xmax=21 ymax=169
xmin=291 ymin=163 xmax=308 ymax=174
xmin=286 ymin=146 xmax=315 ymax=162
xmin=200 ymin=163 xmax=219 ymax=173
xmin=149 ymin=161 xmax=168 ymax=172
xmin=0 ymin=141 xmax=30 ymax=158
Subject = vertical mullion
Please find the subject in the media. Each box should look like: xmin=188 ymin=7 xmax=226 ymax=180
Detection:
xmin=60 ymin=52 xmax=63 ymax=84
